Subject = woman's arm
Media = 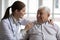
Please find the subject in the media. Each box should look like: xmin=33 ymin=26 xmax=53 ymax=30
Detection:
xmin=20 ymin=22 xmax=34 ymax=40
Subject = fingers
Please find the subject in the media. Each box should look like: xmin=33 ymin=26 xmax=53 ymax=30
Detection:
xmin=25 ymin=22 xmax=34 ymax=31
xmin=48 ymin=19 xmax=54 ymax=25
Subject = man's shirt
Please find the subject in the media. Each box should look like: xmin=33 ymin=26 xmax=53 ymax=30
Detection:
xmin=27 ymin=21 xmax=60 ymax=40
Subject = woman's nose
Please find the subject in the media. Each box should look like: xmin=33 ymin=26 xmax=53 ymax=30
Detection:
xmin=23 ymin=13 xmax=26 ymax=15
xmin=23 ymin=12 xmax=26 ymax=15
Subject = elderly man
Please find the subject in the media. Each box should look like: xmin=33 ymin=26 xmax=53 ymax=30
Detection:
xmin=25 ymin=7 xmax=60 ymax=40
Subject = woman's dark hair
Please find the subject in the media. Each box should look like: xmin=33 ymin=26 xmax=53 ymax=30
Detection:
xmin=2 ymin=1 xmax=25 ymax=20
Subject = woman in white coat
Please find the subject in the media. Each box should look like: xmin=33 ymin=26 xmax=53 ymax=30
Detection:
xmin=0 ymin=1 xmax=33 ymax=40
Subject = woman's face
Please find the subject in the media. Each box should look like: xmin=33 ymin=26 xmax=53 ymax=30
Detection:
xmin=17 ymin=7 xmax=26 ymax=18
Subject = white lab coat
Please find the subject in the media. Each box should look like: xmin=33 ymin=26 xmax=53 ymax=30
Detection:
xmin=0 ymin=15 xmax=29 ymax=40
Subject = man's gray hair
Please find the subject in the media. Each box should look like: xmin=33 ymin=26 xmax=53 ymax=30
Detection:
xmin=39 ymin=6 xmax=50 ymax=13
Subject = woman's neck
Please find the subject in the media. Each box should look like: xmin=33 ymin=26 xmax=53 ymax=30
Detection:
xmin=12 ymin=14 xmax=19 ymax=21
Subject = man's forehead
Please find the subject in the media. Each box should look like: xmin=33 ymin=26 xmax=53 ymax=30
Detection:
xmin=38 ymin=7 xmax=50 ymax=13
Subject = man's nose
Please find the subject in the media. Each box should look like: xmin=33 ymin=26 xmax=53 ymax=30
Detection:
xmin=38 ymin=14 xmax=40 ymax=17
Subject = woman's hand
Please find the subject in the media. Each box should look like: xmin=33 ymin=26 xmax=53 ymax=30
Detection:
xmin=48 ymin=19 xmax=54 ymax=25
xmin=25 ymin=22 xmax=34 ymax=32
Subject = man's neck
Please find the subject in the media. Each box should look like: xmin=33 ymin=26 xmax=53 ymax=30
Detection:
xmin=37 ymin=20 xmax=48 ymax=24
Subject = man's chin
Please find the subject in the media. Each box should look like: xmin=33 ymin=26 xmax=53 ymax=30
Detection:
xmin=42 ymin=19 xmax=48 ymax=22
xmin=19 ymin=16 xmax=23 ymax=19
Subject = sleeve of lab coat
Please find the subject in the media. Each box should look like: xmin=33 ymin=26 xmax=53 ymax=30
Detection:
xmin=0 ymin=20 xmax=17 ymax=40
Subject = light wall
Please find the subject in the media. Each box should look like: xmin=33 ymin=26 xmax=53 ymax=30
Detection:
xmin=0 ymin=0 xmax=2 ymax=21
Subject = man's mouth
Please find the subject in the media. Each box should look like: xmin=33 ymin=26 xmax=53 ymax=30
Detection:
xmin=39 ymin=17 xmax=44 ymax=21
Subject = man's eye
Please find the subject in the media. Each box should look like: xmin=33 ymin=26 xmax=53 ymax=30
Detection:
xmin=40 ymin=13 xmax=42 ymax=15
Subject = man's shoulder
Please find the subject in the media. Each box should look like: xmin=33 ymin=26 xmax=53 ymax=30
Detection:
xmin=48 ymin=22 xmax=59 ymax=32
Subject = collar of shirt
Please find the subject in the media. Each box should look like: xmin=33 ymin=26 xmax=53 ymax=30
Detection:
xmin=34 ymin=21 xmax=53 ymax=28
xmin=35 ymin=21 xmax=48 ymax=25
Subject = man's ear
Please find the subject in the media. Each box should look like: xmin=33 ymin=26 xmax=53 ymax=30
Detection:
xmin=48 ymin=13 xmax=50 ymax=17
